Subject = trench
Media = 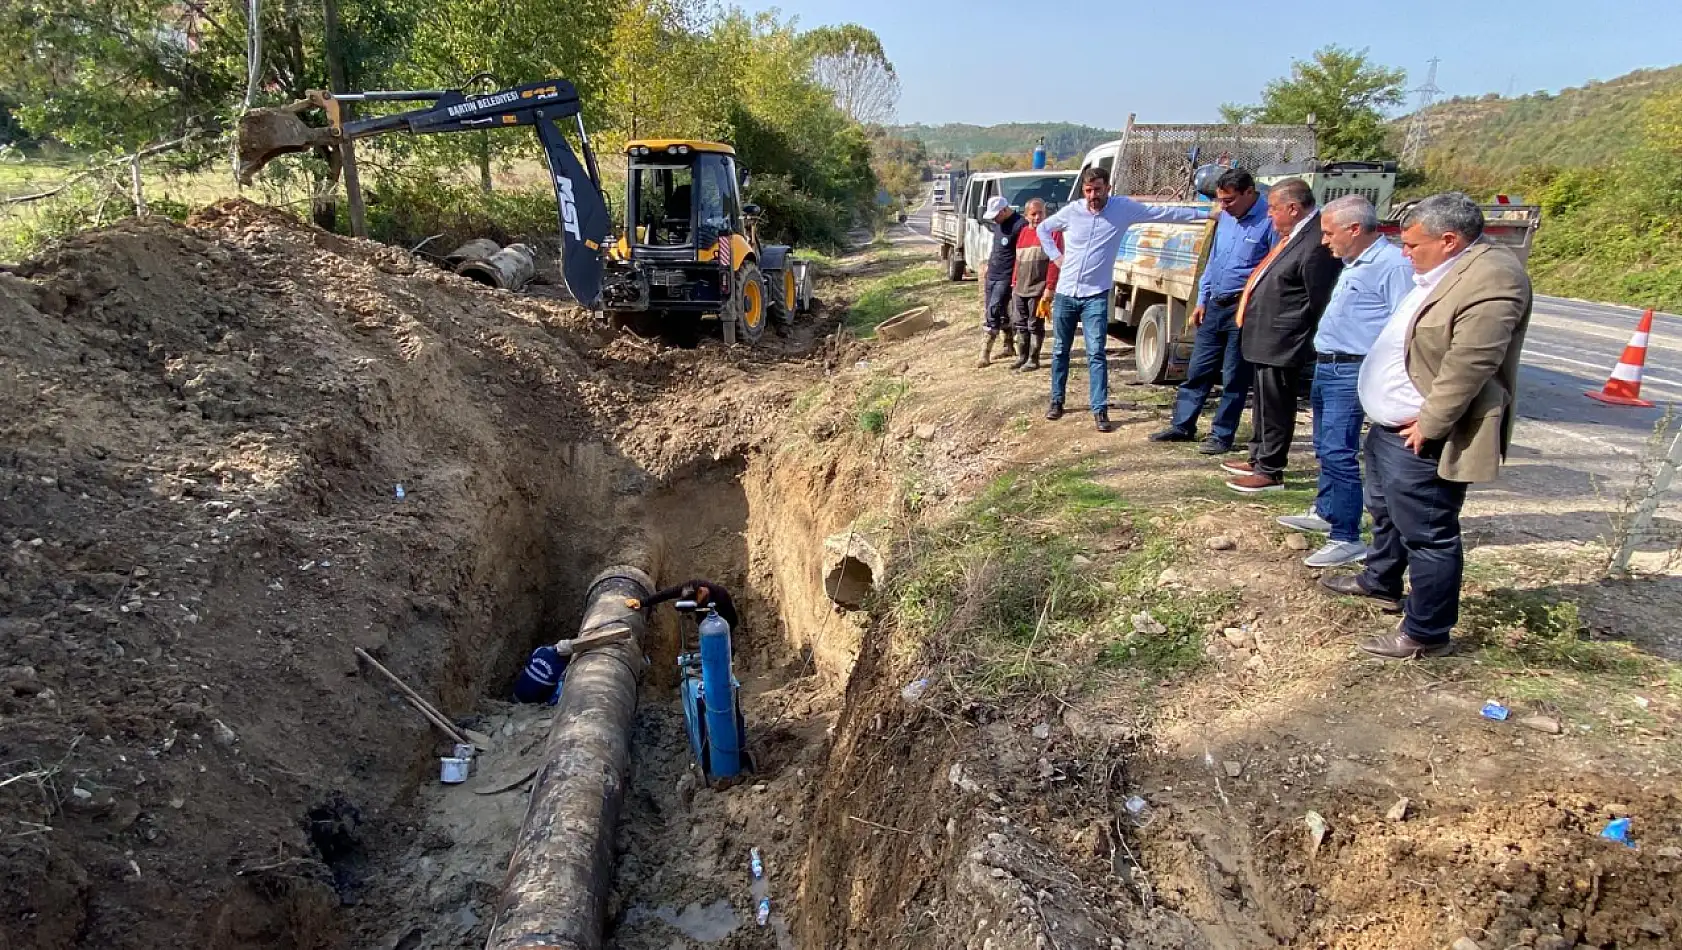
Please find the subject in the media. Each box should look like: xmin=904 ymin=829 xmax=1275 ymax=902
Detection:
xmin=332 ymin=438 xmax=873 ymax=950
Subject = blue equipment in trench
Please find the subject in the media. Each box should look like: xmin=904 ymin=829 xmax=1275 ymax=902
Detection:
xmin=675 ymin=601 xmax=748 ymax=781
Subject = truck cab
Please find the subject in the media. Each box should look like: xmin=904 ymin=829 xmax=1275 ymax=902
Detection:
xmin=932 ymin=169 xmax=1078 ymax=281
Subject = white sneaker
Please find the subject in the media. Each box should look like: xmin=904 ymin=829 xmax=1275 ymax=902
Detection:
xmin=1304 ymin=540 xmax=1367 ymax=568
xmin=1278 ymin=507 xmax=1331 ymax=534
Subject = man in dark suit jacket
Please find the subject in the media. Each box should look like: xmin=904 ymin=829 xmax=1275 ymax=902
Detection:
xmin=1225 ymin=178 xmax=1343 ymax=492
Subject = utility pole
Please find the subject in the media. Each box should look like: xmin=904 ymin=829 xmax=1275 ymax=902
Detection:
xmin=1402 ymin=57 xmax=1443 ymax=168
xmin=321 ymin=0 xmax=368 ymax=237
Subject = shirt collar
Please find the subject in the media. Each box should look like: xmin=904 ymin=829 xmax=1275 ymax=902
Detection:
xmin=1233 ymin=196 xmax=1268 ymax=224
xmin=1286 ymin=208 xmax=1320 ymax=243
xmin=1414 ymin=249 xmax=1468 ymax=289
xmin=1346 ymin=236 xmax=1387 ymax=267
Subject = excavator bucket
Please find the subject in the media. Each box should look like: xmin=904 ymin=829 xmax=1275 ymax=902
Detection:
xmin=236 ymin=103 xmax=335 ymax=183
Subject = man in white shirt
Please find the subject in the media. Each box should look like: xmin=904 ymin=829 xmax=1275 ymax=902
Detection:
xmin=1320 ymin=193 xmax=1532 ymax=660
xmin=1037 ymin=166 xmax=1208 ymax=432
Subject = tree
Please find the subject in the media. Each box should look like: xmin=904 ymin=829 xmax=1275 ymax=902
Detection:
xmin=1222 ymin=46 xmax=1406 ymax=161
xmin=802 ymin=24 xmax=899 ymax=125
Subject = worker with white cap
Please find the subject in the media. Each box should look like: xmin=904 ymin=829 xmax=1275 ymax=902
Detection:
xmin=979 ymin=195 xmax=1029 ymax=367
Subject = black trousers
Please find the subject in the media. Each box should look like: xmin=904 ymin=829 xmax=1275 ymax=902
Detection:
xmin=1249 ymin=364 xmax=1303 ymax=478
xmin=1358 ymin=425 xmax=1468 ymax=642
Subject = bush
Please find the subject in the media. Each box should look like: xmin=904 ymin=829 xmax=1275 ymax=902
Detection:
xmin=746 ymin=173 xmax=848 ymax=252
xmin=354 ymin=174 xmax=564 ymax=254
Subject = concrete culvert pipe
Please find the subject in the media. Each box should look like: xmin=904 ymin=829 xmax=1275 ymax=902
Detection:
xmin=457 ymin=243 xmax=537 ymax=291
xmin=445 ymin=238 xmax=503 ymax=269
xmin=822 ymin=530 xmax=887 ymax=609
xmin=874 ymin=305 xmax=934 ymax=341
xmin=484 ymin=565 xmax=653 ymax=950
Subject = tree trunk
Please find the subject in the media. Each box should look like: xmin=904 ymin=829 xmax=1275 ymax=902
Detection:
xmin=322 ymin=0 xmax=368 ymax=237
xmin=479 ymin=132 xmax=493 ymax=193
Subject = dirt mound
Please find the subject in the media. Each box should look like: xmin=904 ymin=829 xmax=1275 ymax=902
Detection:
xmin=0 ymin=199 xmax=831 ymax=949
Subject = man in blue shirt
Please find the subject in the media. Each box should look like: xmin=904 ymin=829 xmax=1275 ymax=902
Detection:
xmin=1037 ymin=166 xmax=1209 ymax=432
xmin=1279 ymin=195 xmax=1415 ymax=567
xmin=1151 ymin=168 xmax=1276 ymax=453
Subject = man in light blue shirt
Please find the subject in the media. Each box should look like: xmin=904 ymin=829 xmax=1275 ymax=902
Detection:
xmin=1152 ymin=168 xmax=1276 ymax=453
xmin=1037 ymin=166 xmax=1209 ymax=432
xmin=1279 ymin=194 xmax=1415 ymax=568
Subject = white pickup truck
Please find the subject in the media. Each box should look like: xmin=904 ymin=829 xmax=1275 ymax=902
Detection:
xmin=931 ymin=170 xmax=1078 ymax=281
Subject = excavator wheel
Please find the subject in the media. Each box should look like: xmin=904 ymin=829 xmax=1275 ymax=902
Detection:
xmin=730 ymin=262 xmax=768 ymax=345
xmin=766 ymin=265 xmax=796 ymax=326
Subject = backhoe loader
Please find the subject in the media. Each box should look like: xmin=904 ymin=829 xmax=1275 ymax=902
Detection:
xmin=236 ymin=77 xmax=810 ymax=344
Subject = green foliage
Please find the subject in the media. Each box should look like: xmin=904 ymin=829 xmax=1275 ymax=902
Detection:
xmin=1 ymin=0 xmax=885 ymax=257
xmin=355 ymin=174 xmax=562 ymax=250
xmin=1408 ymin=66 xmax=1682 ymax=179
xmin=1512 ymin=88 xmax=1682 ymax=311
xmin=894 ymin=122 xmax=1117 ymax=164
xmin=1224 ymin=45 xmax=1407 ymax=161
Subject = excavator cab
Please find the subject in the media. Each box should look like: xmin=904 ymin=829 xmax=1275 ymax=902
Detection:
xmin=603 ymin=140 xmax=807 ymax=345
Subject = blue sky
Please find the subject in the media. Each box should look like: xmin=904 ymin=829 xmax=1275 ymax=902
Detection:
xmin=738 ymin=0 xmax=1682 ymax=128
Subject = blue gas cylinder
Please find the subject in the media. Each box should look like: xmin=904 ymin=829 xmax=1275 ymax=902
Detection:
xmin=698 ymin=610 xmax=742 ymax=778
xmin=1032 ymin=140 xmax=1047 ymax=170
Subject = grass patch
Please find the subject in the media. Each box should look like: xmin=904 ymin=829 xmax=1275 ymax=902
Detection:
xmin=1461 ymin=589 xmax=1653 ymax=676
xmin=887 ymin=466 xmax=1238 ymax=696
xmin=856 ymin=375 xmax=909 ymax=435
xmin=843 ymin=262 xmax=944 ymax=336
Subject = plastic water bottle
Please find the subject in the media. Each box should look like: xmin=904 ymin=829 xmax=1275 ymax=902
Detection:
xmin=750 ymin=847 xmax=764 ymax=880
xmin=756 ymin=897 xmax=771 ymax=926
xmin=394 ymin=483 xmax=406 ymax=500
xmin=900 ymin=678 xmax=930 ymax=704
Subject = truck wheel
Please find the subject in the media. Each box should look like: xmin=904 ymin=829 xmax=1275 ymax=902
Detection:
xmin=946 ymin=253 xmax=965 ymax=282
xmin=1134 ymin=304 xmax=1171 ymax=385
xmin=731 ymin=262 xmax=768 ymax=345
xmin=766 ymin=265 xmax=796 ymax=326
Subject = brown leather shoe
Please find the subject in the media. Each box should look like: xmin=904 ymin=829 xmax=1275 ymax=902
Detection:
xmin=1226 ymin=472 xmax=1283 ymax=493
xmin=1359 ymin=627 xmax=1454 ymax=660
xmin=1318 ymin=574 xmax=1403 ymax=613
xmin=1220 ymin=459 xmax=1254 ymax=476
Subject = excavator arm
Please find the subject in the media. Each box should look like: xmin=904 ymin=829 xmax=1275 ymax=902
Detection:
xmin=237 ymin=78 xmax=612 ymax=308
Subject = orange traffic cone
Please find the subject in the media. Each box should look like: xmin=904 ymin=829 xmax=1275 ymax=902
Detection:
xmin=1586 ymin=308 xmax=1657 ymax=408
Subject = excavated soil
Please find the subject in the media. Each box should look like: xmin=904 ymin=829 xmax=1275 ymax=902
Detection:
xmin=0 ymin=200 xmax=865 ymax=949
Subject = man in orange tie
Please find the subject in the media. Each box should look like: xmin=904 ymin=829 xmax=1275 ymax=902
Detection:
xmin=1224 ymin=178 xmax=1342 ymax=492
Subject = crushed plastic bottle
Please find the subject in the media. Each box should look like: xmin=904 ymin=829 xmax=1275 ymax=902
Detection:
xmin=1600 ymin=817 xmax=1635 ymax=847
xmin=899 ymin=678 xmax=931 ymax=704
xmin=1479 ymin=701 xmax=1509 ymax=721
xmin=394 ymin=483 xmax=407 ymax=500
xmin=750 ymin=847 xmax=765 ymax=880
xmin=756 ymin=897 xmax=771 ymax=926
xmin=1124 ymin=795 xmax=1149 ymax=816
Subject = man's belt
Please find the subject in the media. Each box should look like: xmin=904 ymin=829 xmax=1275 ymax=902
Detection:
xmin=1210 ymin=292 xmax=1242 ymax=307
xmin=1316 ymin=352 xmax=1364 ymax=364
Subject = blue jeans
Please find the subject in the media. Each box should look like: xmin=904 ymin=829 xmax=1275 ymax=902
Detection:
xmin=1049 ymin=293 xmax=1111 ymax=412
xmin=1169 ymin=300 xmax=1250 ymax=444
xmin=1359 ymin=425 xmax=1468 ymax=642
xmin=1311 ymin=361 xmax=1365 ymax=543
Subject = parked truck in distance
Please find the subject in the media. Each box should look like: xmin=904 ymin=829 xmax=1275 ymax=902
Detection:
xmin=1068 ymin=116 xmax=1540 ymax=384
xmin=931 ymin=169 xmax=1079 ymax=281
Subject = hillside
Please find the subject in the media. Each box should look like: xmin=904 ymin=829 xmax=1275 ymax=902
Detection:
xmin=892 ymin=122 xmax=1117 ymax=162
xmin=1402 ymin=64 xmax=1682 ymax=176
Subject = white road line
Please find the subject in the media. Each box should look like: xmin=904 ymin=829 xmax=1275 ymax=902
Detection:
xmin=1523 ymin=346 xmax=1682 ymax=392
xmin=1515 ymin=419 xmax=1637 ymax=457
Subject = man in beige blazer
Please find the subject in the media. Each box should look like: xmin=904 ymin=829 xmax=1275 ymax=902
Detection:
xmin=1319 ymin=192 xmax=1532 ymax=659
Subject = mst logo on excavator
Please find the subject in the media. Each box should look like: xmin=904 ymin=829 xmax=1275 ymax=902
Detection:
xmin=555 ymin=175 xmax=582 ymax=241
